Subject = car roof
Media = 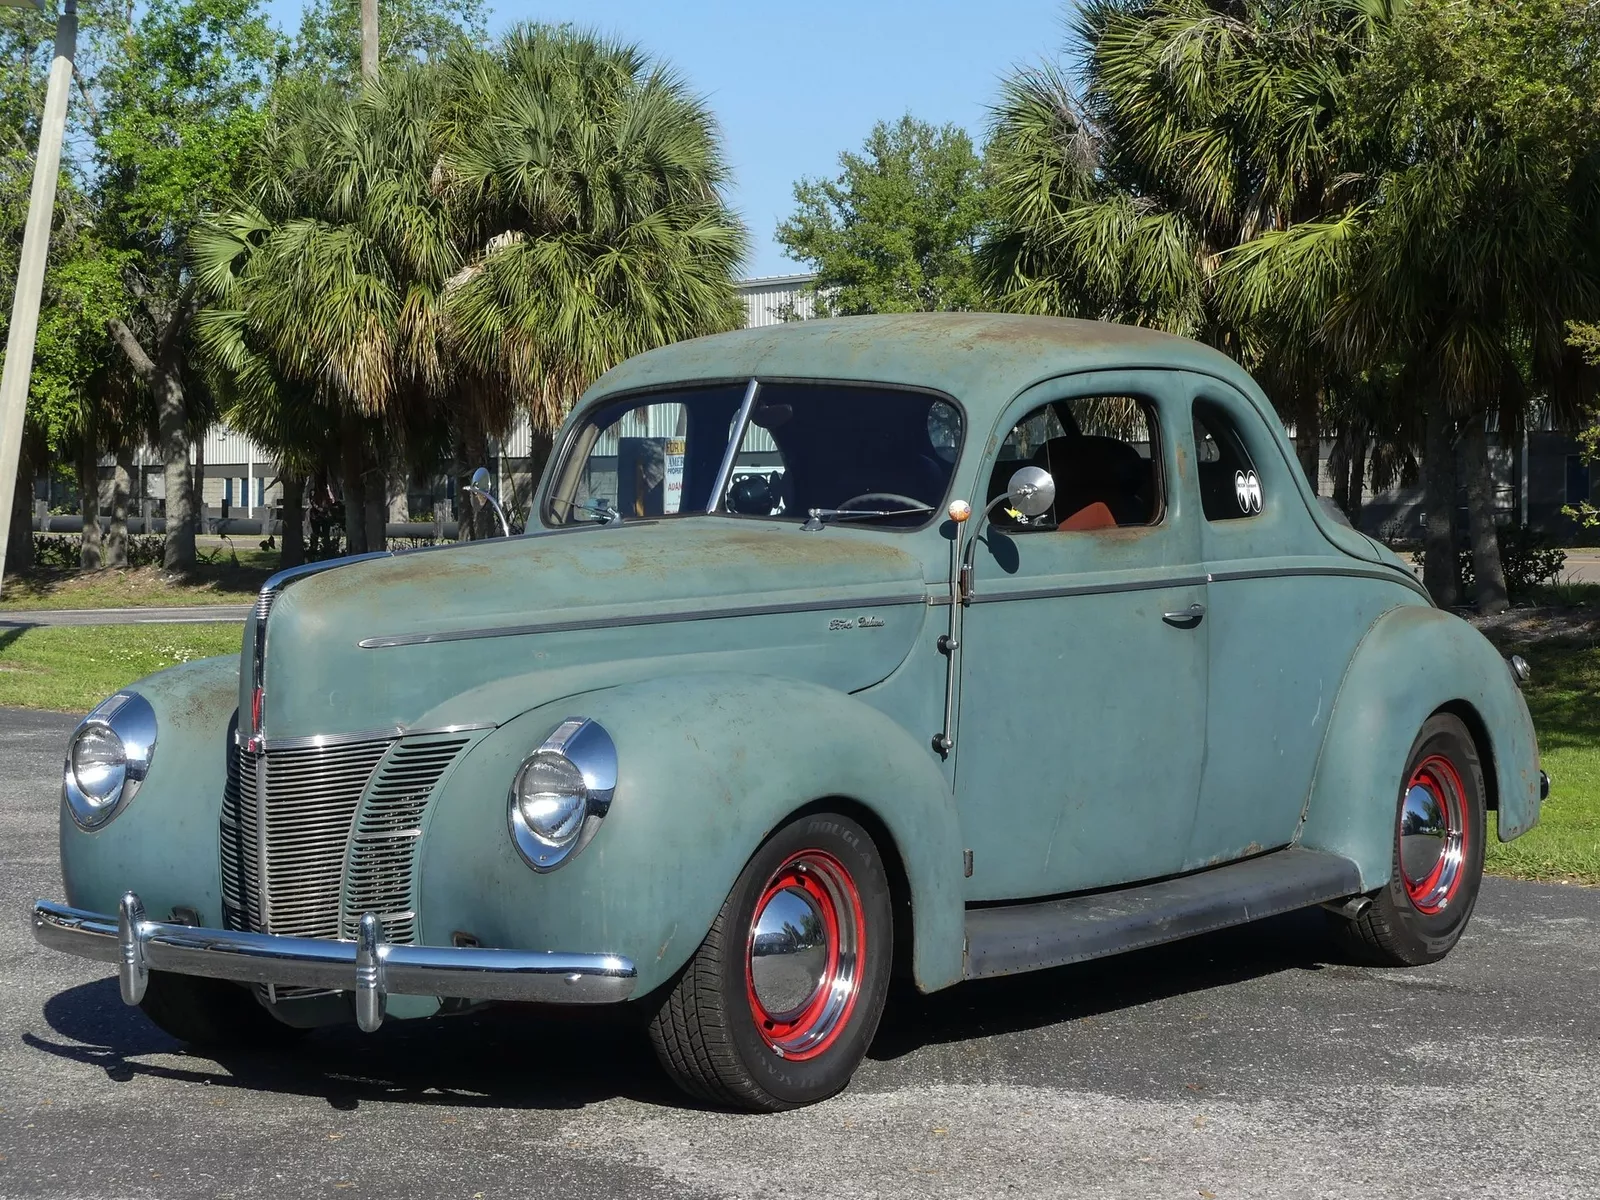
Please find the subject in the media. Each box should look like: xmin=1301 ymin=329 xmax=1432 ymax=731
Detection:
xmin=584 ymin=312 xmax=1256 ymax=419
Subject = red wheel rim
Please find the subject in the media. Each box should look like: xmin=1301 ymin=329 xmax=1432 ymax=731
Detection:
xmin=1399 ymin=754 xmax=1470 ymax=915
xmin=744 ymin=850 xmax=865 ymax=1061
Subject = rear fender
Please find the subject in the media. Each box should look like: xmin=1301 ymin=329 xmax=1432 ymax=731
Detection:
xmin=416 ymin=672 xmax=966 ymax=997
xmin=1299 ymin=606 xmax=1540 ymax=889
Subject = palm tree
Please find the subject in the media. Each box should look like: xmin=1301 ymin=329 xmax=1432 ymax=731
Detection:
xmin=193 ymin=25 xmax=747 ymax=553
xmin=1224 ymin=0 xmax=1600 ymax=610
xmin=980 ymin=0 xmax=1390 ymax=486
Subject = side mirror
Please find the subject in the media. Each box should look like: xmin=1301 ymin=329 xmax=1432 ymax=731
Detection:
xmin=465 ymin=465 xmax=511 ymax=537
xmin=1005 ymin=466 xmax=1056 ymax=517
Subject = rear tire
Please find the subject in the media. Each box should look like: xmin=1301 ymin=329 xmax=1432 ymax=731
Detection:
xmin=1334 ymin=713 xmax=1487 ymax=966
xmin=648 ymin=811 xmax=893 ymax=1111
xmin=138 ymin=972 xmax=306 ymax=1049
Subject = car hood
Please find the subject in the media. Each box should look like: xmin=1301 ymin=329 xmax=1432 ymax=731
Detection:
xmin=249 ymin=519 xmax=933 ymax=739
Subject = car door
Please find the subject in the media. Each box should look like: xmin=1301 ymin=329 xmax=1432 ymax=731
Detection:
xmin=1180 ymin=377 xmax=1403 ymax=866
xmin=953 ymin=372 xmax=1209 ymax=901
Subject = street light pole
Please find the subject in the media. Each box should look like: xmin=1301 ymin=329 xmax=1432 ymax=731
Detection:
xmin=0 ymin=0 xmax=77 ymax=596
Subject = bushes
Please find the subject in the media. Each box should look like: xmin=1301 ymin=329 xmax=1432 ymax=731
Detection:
xmin=1460 ymin=527 xmax=1567 ymax=602
xmin=31 ymin=534 xmax=172 ymax=571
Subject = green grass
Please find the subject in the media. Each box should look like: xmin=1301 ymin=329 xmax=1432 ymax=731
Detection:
xmin=0 ymin=623 xmax=243 ymax=713
xmin=0 ymin=555 xmax=277 ymax=611
xmin=1486 ymin=641 xmax=1600 ymax=885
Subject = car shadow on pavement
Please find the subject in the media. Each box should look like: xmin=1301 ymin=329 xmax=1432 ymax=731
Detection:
xmin=870 ymin=907 xmax=1344 ymax=1061
xmin=25 ymin=908 xmax=1353 ymax=1108
xmin=26 ymin=977 xmax=689 ymax=1112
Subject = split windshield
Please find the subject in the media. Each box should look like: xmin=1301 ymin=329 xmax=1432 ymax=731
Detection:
xmin=546 ymin=380 xmax=963 ymax=529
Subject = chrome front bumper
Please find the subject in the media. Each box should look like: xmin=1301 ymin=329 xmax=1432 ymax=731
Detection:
xmin=32 ymin=893 xmax=637 ymax=1032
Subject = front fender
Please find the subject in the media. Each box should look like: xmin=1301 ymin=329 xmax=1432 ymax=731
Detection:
xmin=1299 ymin=606 xmax=1541 ymax=889
xmin=416 ymin=672 xmax=965 ymax=996
xmin=58 ymin=654 xmax=239 ymax=922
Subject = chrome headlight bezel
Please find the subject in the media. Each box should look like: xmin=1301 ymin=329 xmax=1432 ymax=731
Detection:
xmin=507 ymin=717 xmax=616 ymax=872
xmin=63 ymin=691 xmax=157 ymax=830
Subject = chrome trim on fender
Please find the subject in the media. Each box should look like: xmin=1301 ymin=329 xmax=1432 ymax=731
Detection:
xmin=1207 ymin=563 xmax=1431 ymax=600
xmin=357 ymin=592 xmax=926 ymax=649
xmin=969 ymin=574 xmax=1210 ymax=604
xmin=32 ymin=896 xmax=637 ymax=1028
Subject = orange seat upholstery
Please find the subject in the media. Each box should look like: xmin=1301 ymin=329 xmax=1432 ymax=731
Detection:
xmin=1058 ymin=501 xmax=1117 ymax=532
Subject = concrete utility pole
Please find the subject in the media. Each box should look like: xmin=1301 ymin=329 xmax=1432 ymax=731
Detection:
xmin=0 ymin=0 xmax=76 ymax=597
xmin=360 ymin=0 xmax=379 ymax=82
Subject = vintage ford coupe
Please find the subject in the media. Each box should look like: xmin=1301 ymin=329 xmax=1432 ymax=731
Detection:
xmin=33 ymin=314 xmax=1545 ymax=1110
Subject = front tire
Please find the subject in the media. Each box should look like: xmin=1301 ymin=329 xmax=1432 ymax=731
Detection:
xmin=648 ymin=811 xmax=893 ymax=1110
xmin=1337 ymin=713 xmax=1487 ymax=966
xmin=138 ymin=972 xmax=306 ymax=1050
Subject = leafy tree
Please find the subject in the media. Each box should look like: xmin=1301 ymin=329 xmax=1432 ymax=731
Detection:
xmin=289 ymin=0 xmax=487 ymax=83
xmin=1226 ymin=0 xmax=1600 ymax=610
xmin=778 ymin=115 xmax=988 ymax=315
xmin=192 ymin=25 xmax=748 ymax=560
xmin=1565 ymin=321 xmax=1600 ymax=531
xmin=980 ymin=0 xmax=1388 ymax=488
xmin=91 ymin=0 xmax=282 ymax=569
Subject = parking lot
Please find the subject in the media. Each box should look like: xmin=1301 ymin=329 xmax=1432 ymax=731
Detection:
xmin=4 ymin=704 xmax=1598 ymax=1199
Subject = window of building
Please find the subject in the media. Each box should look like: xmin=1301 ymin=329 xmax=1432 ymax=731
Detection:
xmin=223 ymin=478 xmax=234 ymax=506
xmin=988 ymin=395 xmax=1162 ymax=532
xmin=1193 ymin=400 xmax=1263 ymax=521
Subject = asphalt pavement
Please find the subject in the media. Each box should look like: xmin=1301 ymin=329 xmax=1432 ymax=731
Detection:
xmin=0 ymin=606 xmax=249 ymax=627
xmin=3 ymin=705 xmax=1598 ymax=1199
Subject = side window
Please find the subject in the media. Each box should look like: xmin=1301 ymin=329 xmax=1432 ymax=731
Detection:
xmin=988 ymin=395 xmax=1163 ymax=532
xmin=1193 ymin=399 xmax=1262 ymax=522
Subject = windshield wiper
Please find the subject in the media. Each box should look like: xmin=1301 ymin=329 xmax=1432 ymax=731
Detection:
xmin=801 ymin=505 xmax=933 ymax=531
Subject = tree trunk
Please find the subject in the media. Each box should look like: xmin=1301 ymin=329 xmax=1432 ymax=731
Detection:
xmin=1329 ymin=428 xmax=1350 ymax=519
xmin=339 ymin=415 xmax=368 ymax=555
xmin=360 ymin=0 xmax=379 ymax=82
xmin=6 ymin=451 xmax=32 ymax=576
xmin=1422 ymin=406 xmax=1461 ymax=607
xmin=107 ymin=452 xmax=131 ymax=568
xmin=156 ymin=372 xmax=196 ymax=569
xmin=1295 ymin=387 xmax=1322 ymax=495
xmin=280 ymin=472 xmax=306 ymax=568
xmin=1345 ymin=429 xmax=1367 ymax=529
xmin=1462 ymin=420 xmax=1509 ymax=614
xmin=364 ymin=492 xmax=386 ymax=554
xmin=78 ymin=426 xmax=102 ymax=570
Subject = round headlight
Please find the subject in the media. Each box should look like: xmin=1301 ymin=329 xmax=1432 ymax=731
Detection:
xmin=507 ymin=717 xmax=616 ymax=872
xmin=515 ymin=752 xmax=588 ymax=846
xmin=71 ymin=724 xmax=127 ymax=804
xmin=63 ymin=691 xmax=157 ymax=831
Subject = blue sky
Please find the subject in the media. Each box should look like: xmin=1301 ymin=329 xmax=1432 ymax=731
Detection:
xmin=497 ymin=1 xmax=1069 ymax=276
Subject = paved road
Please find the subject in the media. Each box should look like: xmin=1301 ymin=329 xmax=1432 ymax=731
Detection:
xmin=3 ymin=707 xmax=1598 ymax=1199
xmin=0 ymin=606 xmax=248 ymax=628
xmin=1562 ymin=552 xmax=1600 ymax=584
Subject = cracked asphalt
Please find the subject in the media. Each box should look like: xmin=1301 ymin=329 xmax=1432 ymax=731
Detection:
xmin=3 ymin=704 xmax=1598 ymax=1199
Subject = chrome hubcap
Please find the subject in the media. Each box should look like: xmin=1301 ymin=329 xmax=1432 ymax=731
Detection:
xmin=749 ymin=886 xmax=828 ymax=1019
xmin=1399 ymin=755 xmax=1469 ymax=915
xmin=745 ymin=851 xmax=864 ymax=1060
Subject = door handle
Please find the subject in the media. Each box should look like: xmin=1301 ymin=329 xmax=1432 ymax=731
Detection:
xmin=1162 ymin=602 xmax=1206 ymax=628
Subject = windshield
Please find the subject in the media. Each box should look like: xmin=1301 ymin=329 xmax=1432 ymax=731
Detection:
xmin=545 ymin=380 xmax=963 ymax=529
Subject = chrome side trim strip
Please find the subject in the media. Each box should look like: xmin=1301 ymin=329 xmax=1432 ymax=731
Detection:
xmin=34 ymin=896 xmax=637 ymax=1024
xmin=357 ymin=592 xmax=926 ymax=649
xmin=969 ymin=574 xmax=1210 ymax=605
xmin=1208 ymin=563 xmax=1430 ymax=598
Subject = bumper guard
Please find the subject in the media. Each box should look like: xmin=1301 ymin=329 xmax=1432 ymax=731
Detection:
xmin=32 ymin=893 xmax=637 ymax=1032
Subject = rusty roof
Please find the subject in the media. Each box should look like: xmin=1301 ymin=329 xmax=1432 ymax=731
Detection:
xmin=585 ymin=312 xmax=1257 ymax=415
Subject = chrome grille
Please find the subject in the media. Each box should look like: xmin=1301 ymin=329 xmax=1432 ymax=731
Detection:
xmin=339 ymin=735 xmax=470 ymax=944
xmin=221 ymin=731 xmax=469 ymax=952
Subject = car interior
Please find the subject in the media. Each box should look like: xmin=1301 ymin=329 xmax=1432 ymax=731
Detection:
xmin=988 ymin=396 xmax=1161 ymax=531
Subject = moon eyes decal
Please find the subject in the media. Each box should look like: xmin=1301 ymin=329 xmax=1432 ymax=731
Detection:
xmin=1234 ymin=470 xmax=1263 ymax=514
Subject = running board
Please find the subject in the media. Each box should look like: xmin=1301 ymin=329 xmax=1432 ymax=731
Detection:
xmin=964 ymin=847 xmax=1363 ymax=980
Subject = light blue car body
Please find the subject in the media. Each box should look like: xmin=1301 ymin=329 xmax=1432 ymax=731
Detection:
xmin=57 ymin=314 xmax=1542 ymax=1016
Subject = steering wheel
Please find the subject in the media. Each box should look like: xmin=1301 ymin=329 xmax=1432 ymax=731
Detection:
xmin=835 ymin=492 xmax=933 ymax=512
